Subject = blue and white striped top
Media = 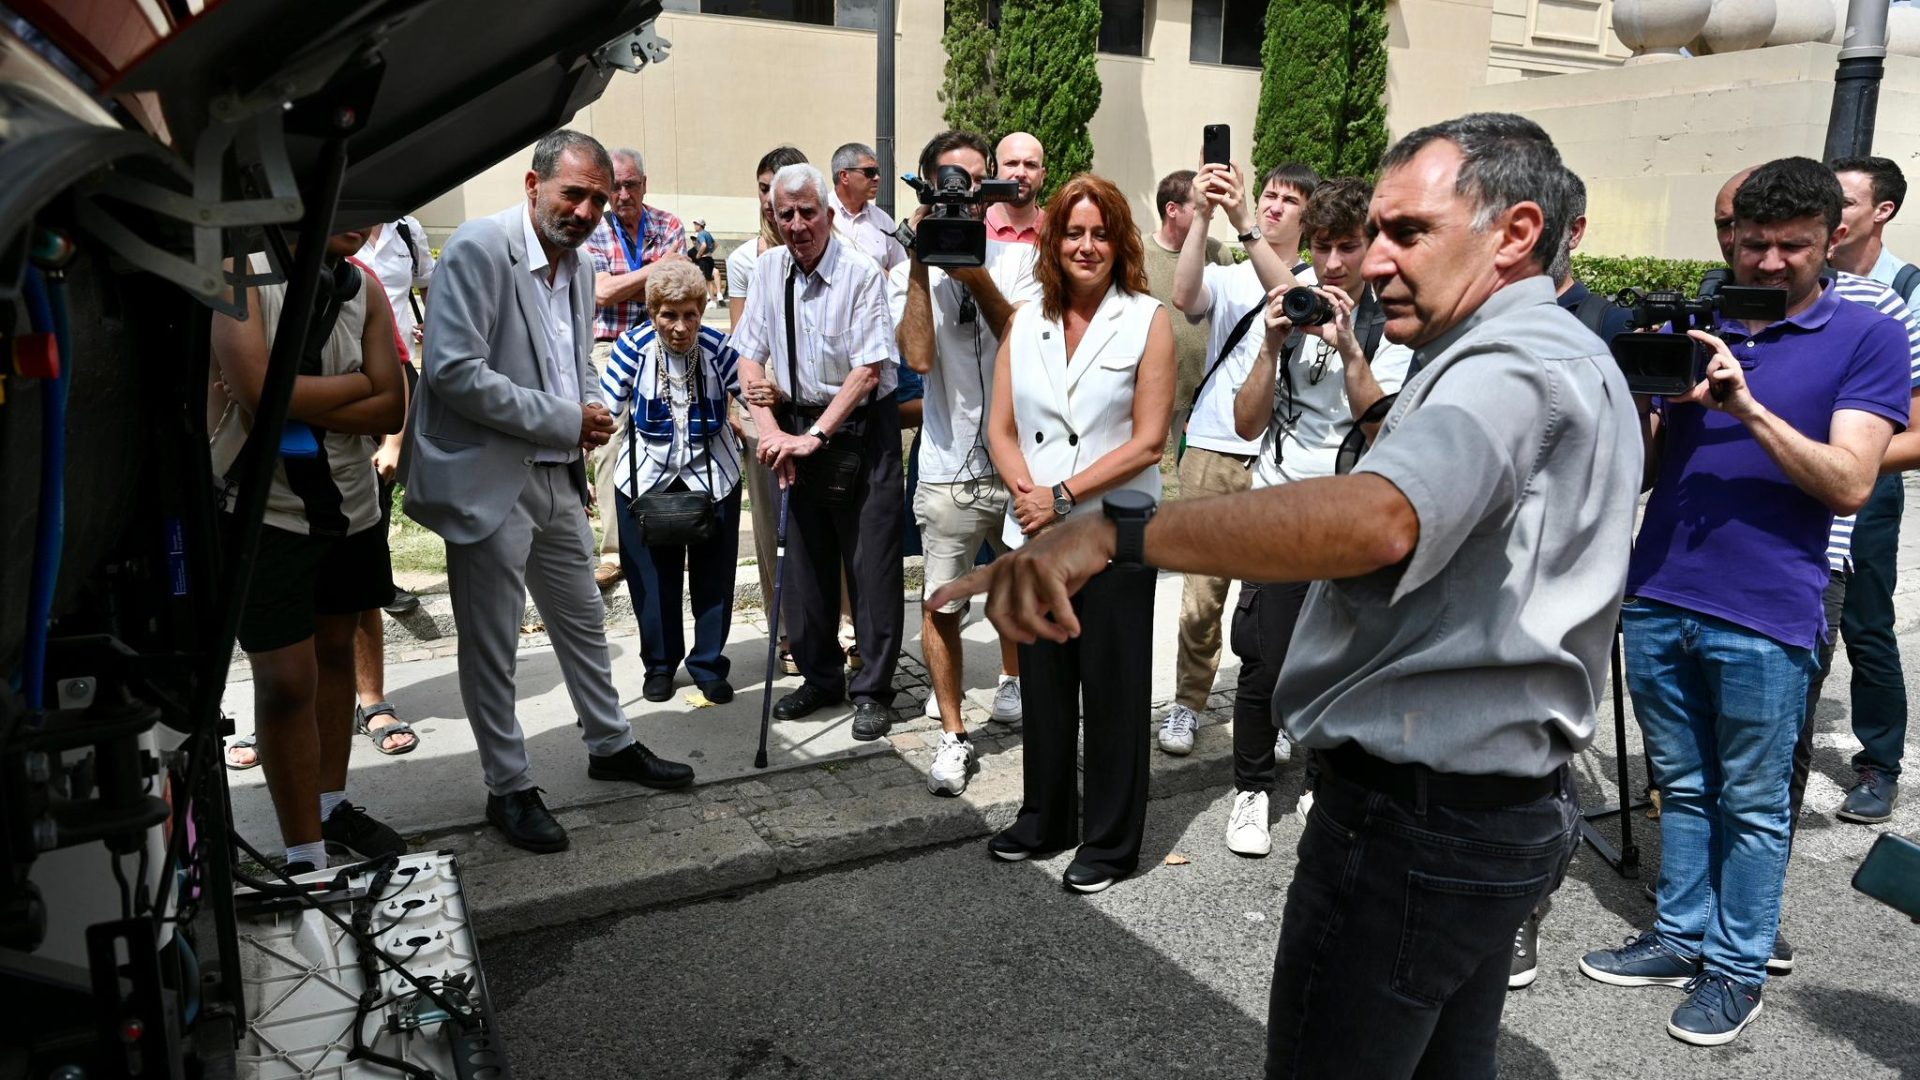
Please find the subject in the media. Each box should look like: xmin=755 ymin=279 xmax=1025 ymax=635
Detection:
xmin=1827 ymin=271 xmax=1920 ymax=571
xmin=601 ymin=322 xmax=744 ymax=500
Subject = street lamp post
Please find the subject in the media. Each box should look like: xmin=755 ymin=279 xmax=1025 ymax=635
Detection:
xmin=1823 ymin=0 xmax=1891 ymax=160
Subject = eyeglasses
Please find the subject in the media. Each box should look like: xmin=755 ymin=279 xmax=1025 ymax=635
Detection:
xmin=846 ymin=166 xmax=881 ymax=179
xmin=613 ymin=180 xmax=644 ymax=193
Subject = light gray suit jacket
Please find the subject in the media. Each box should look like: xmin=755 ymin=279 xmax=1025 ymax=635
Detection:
xmin=403 ymin=205 xmax=600 ymax=545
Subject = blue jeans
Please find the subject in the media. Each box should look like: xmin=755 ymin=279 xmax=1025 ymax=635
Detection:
xmin=1265 ymin=765 xmax=1577 ymax=1078
xmin=615 ymin=485 xmax=741 ymax=682
xmin=1842 ymin=472 xmax=1907 ymax=777
xmin=1624 ymin=598 xmax=1815 ymax=986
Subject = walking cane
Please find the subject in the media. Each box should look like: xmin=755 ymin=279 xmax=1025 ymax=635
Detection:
xmin=754 ymin=484 xmax=792 ymax=769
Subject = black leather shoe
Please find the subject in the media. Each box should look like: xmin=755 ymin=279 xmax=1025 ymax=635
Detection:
xmin=486 ymin=789 xmax=569 ymax=854
xmin=588 ymin=743 xmax=695 ymax=789
xmin=850 ymin=701 xmax=895 ymax=741
xmin=643 ymin=673 xmax=674 ymax=702
xmin=697 ymin=678 xmax=735 ymax=704
xmin=1063 ymin=860 xmax=1122 ymax=894
xmin=773 ymin=683 xmax=844 ymax=721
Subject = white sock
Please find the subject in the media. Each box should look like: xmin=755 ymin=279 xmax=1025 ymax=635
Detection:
xmin=318 ymin=790 xmax=348 ymax=822
xmin=284 ymin=841 xmax=327 ymax=870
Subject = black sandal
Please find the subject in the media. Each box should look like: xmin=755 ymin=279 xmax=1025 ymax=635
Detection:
xmin=354 ymin=702 xmax=419 ymax=756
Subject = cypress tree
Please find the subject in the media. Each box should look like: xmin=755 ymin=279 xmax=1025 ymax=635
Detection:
xmin=939 ymin=0 xmax=1002 ymax=138
xmin=996 ymin=0 xmax=1102 ymax=204
xmin=1253 ymin=0 xmax=1391 ymax=179
xmin=1336 ymin=0 xmax=1390 ymax=176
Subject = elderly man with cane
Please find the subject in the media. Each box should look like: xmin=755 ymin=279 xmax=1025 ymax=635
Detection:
xmin=732 ymin=162 xmax=905 ymax=746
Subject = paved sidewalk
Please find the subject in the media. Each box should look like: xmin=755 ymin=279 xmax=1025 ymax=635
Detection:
xmin=225 ymin=483 xmax=1920 ymax=941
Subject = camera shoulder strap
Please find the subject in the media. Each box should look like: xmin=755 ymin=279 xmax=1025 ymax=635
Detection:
xmin=1188 ymin=260 xmax=1309 ymax=412
xmin=393 ymin=219 xmax=427 ymax=325
xmin=1572 ymin=290 xmax=1612 ymax=337
xmin=1893 ymin=263 xmax=1920 ymax=305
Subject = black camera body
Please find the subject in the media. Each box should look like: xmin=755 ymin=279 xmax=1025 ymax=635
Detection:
xmin=1607 ymin=285 xmax=1788 ymax=396
xmin=902 ymin=165 xmax=1020 ymax=269
xmin=1282 ymin=285 xmax=1333 ymax=327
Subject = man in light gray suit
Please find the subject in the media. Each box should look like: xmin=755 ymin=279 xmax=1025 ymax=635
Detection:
xmin=405 ymin=129 xmax=693 ymax=854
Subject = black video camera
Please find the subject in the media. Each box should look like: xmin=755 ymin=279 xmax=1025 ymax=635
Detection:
xmin=900 ymin=165 xmax=1020 ymax=269
xmin=1607 ymin=284 xmax=1787 ymax=396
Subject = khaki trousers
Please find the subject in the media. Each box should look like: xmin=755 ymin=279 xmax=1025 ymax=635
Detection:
xmin=1173 ymin=444 xmax=1253 ymax=708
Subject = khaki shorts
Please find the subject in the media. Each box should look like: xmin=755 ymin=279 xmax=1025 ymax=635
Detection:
xmin=914 ymin=480 xmax=1009 ymax=614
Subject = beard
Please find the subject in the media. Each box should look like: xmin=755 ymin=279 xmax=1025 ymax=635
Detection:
xmin=1011 ymin=185 xmax=1035 ymax=209
xmin=537 ymin=202 xmax=594 ymax=250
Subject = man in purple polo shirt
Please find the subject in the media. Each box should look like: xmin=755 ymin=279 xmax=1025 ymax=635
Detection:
xmin=1580 ymin=157 xmax=1910 ymax=1046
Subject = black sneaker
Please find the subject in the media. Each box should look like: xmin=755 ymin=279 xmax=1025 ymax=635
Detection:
xmin=850 ymin=701 xmax=894 ymax=741
xmin=383 ymin=588 xmax=421 ymax=616
xmin=1668 ymin=972 xmax=1762 ymax=1046
xmin=642 ymin=673 xmax=674 ymax=702
xmin=320 ymin=802 xmax=408 ymax=862
xmin=1768 ymin=930 xmax=1794 ymax=975
xmin=773 ymin=683 xmax=844 ymax=721
xmin=1510 ymin=909 xmax=1540 ymax=989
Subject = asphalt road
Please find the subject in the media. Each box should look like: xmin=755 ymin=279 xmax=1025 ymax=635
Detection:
xmin=484 ymin=780 xmax=1920 ymax=1080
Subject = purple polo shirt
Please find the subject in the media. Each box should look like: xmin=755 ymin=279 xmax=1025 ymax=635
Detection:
xmin=1627 ymin=279 xmax=1910 ymax=648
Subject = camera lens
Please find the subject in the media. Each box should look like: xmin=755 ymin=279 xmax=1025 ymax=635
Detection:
xmin=1282 ymin=286 xmax=1333 ymax=327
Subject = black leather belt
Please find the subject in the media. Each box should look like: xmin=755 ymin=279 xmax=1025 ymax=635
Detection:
xmin=1322 ymin=743 xmax=1561 ymax=810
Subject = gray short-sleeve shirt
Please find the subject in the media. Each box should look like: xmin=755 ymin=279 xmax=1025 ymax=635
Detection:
xmin=1273 ymin=276 xmax=1643 ymax=778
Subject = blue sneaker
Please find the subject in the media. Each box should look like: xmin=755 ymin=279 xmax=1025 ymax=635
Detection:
xmin=1578 ymin=933 xmax=1699 ymax=987
xmin=1668 ymin=972 xmax=1763 ymax=1046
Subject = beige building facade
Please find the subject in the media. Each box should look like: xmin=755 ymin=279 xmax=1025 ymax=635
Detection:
xmin=419 ymin=1 xmax=1919 ymax=265
xmin=420 ymin=0 xmax=1634 ymax=247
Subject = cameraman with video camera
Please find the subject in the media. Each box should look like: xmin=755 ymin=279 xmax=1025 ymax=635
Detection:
xmin=891 ymin=129 xmax=1041 ymax=794
xmin=1579 ymin=157 xmax=1911 ymax=1046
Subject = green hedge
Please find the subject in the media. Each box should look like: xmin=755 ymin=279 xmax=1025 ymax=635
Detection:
xmin=1571 ymin=254 xmax=1722 ymax=299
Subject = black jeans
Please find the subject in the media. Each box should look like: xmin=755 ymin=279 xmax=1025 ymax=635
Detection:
xmin=1230 ymin=581 xmax=1311 ymax=794
xmin=1266 ymin=760 xmax=1578 ymax=1079
xmin=1842 ymin=472 xmax=1908 ymax=777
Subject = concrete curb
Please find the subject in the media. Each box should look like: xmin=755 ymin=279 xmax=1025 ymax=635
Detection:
xmin=453 ymin=722 xmax=1237 ymax=943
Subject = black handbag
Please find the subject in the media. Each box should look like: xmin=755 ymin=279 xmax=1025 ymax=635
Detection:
xmin=628 ymin=343 xmax=722 ymax=547
xmin=784 ymin=259 xmax=866 ymax=509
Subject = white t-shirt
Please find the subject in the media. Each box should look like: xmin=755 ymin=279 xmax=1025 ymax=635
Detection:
xmin=353 ymin=216 xmax=434 ymax=354
xmin=1186 ymin=260 xmax=1315 ymax=456
xmin=887 ymin=240 xmax=1040 ymax=484
xmin=727 ymin=239 xmax=763 ymax=300
xmin=1250 ymin=314 xmax=1414 ymax=489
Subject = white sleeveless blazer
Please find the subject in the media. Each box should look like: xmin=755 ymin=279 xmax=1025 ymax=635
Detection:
xmin=1002 ymin=285 xmax=1164 ymax=549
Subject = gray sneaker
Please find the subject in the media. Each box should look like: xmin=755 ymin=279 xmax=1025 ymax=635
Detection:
xmin=1578 ymin=932 xmax=1698 ymax=988
xmin=1837 ymin=767 xmax=1898 ymax=824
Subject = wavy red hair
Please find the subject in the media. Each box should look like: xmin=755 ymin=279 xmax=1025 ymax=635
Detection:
xmin=1035 ymin=173 xmax=1151 ymax=322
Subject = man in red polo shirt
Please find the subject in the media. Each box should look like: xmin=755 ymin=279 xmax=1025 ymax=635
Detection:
xmin=986 ymin=131 xmax=1047 ymax=245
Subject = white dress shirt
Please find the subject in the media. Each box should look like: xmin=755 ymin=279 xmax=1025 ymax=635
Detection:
xmin=729 ymin=235 xmax=897 ymax=406
xmin=521 ymin=207 xmax=581 ymax=463
xmin=354 ymin=216 xmax=435 ymax=350
xmin=829 ymin=190 xmax=907 ymax=271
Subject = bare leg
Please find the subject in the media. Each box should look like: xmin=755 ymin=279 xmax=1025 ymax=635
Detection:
xmin=923 ymin=608 xmax=968 ymax=736
xmin=1000 ymin=634 xmax=1020 ymax=678
xmin=313 ymin=613 xmax=360 ymax=796
xmin=350 ymin=607 xmax=414 ymax=752
xmin=251 ymin=640 xmax=321 ymax=846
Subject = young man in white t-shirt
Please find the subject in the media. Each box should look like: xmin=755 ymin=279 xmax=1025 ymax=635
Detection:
xmin=1222 ymin=177 xmax=1414 ymax=855
xmin=1158 ymin=159 xmax=1319 ymax=758
xmin=891 ymin=130 xmax=1042 ymax=795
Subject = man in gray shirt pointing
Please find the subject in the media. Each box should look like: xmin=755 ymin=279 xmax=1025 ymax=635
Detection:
xmin=930 ymin=112 xmax=1642 ymax=1077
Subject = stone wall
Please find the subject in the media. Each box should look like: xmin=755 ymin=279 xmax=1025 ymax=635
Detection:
xmin=1470 ymin=42 xmax=1920 ymax=261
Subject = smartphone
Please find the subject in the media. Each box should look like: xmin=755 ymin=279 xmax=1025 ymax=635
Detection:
xmin=1853 ymin=833 xmax=1920 ymax=921
xmin=1203 ymin=124 xmax=1230 ymax=167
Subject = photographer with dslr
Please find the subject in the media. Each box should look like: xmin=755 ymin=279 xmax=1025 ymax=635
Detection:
xmin=1580 ymin=158 xmax=1910 ymax=1046
xmin=891 ymin=129 xmax=1041 ymax=794
xmin=1159 ymin=156 xmax=1316 ymax=759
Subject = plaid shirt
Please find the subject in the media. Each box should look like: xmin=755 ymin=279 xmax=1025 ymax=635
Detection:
xmin=587 ymin=204 xmax=686 ymax=340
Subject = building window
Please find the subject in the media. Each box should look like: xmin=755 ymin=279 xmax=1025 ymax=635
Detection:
xmin=942 ymin=0 xmax=1000 ymax=31
xmin=1191 ymin=0 xmax=1266 ymax=68
xmin=671 ymin=0 xmax=880 ymax=30
xmin=1100 ymin=0 xmax=1147 ymax=56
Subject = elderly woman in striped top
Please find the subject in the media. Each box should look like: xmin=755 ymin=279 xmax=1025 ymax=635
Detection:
xmin=603 ymin=260 xmax=745 ymax=706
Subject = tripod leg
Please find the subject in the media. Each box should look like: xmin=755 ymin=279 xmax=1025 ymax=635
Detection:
xmin=754 ymin=487 xmax=792 ymax=769
xmin=1612 ymin=623 xmax=1640 ymax=876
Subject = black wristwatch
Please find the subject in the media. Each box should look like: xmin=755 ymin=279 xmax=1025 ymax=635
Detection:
xmin=1237 ymin=226 xmax=1262 ymax=245
xmin=1102 ymin=489 xmax=1157 ymax=571
xmin=1051 ymin=482 xmax=1076 ymax=518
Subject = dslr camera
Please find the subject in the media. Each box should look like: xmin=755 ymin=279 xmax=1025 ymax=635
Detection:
xmin=1607 ymin=284 xmax=1787 ymax=396
xmin=899 ymin=165 xmax=1020 ymax=269
xmin=1282 ymin=285 xmax=1334 ymax=327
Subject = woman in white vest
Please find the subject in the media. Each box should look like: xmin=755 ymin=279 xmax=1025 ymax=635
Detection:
xmin=983 ymin=173 xmax=1175 ymax=893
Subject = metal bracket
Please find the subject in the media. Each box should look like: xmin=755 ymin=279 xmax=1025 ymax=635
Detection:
xmin=592 ymin=19 xmax=672 ymax=74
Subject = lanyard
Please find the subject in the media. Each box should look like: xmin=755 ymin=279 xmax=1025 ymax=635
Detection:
xmin=611 ymin=213 xmax=645 ymax=271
